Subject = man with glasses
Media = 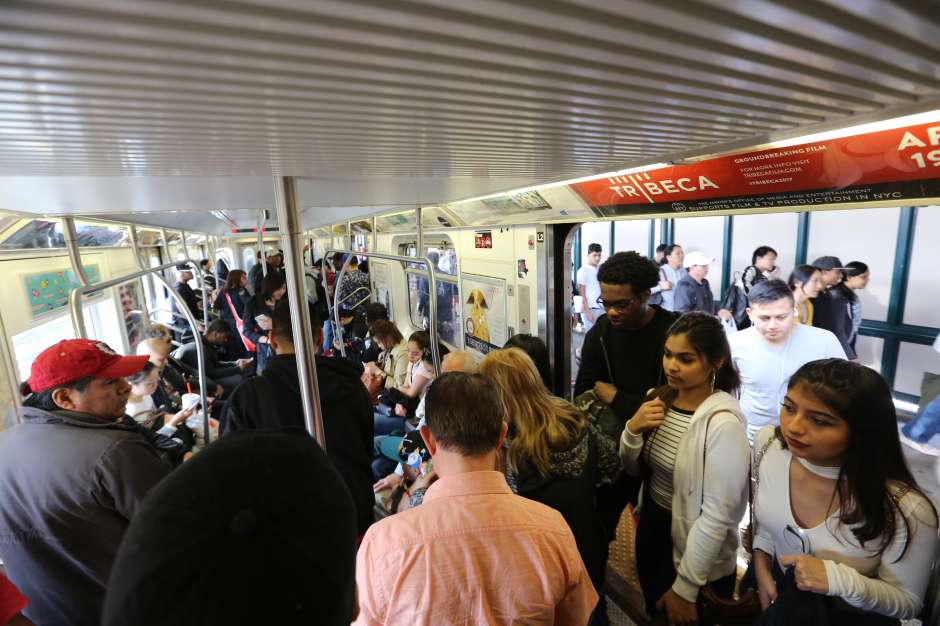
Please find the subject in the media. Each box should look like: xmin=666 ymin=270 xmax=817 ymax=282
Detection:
xmin=573 ymin=251 xmax=677 ymax=561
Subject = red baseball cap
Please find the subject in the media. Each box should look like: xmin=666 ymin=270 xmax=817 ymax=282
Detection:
xmin=28 ymin=339 xmax=151 ymax=393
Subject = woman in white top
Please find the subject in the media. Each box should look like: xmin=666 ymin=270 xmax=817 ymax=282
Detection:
xmin=752 ymin=359 xmax=938 ymax=622
xmin=374 ymin=331 xmax=438 ymax=436
xmin=620 ymin=312 xmax=750 ymax=624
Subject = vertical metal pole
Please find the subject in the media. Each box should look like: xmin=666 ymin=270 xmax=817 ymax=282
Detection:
xmin=416 ymin=207 xmax=424 ymax=256
xmin=371 ymin=215 xmax=378 ymax=252
xmin=160 ymin=228 xmax=171 ymax=266
xmin=795 ymin=212 xmax=810 ymax=266
xmin=63 ymin=217 xmax=90 ymax=287
xmin=346 ymin=220 xmax=352 ymax=251
xmin=258 ymin=210 xmax=267 ymax=278
xmin=0 ymin=307 xmax=22 ymax=424
xmin=721 ymin=215 xmax=734 ymax=295
xmin=212 ymin=236 xmax=221 ymax=292
xmin=128 ymin=225 xmax=150 ymax=332
xmin=275 ymin=176 xmax=326 ymax=448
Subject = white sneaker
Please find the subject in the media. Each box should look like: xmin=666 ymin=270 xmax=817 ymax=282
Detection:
xmin=899 ymin=432 xmax=940 ymax=457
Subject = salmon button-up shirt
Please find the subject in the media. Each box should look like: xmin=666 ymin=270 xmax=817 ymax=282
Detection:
xmin=354 ymin=470 xmax=597 ymax=625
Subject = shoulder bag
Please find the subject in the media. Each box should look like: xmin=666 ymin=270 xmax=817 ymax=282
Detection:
xmin=224 ymin=292 xmax=256 ymax=353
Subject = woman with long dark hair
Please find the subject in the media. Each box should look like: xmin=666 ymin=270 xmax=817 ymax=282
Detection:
xmin=752 ymin=359 xmax=937 ymax=622
xmin=620 ymin=312 xmax=749 ymax=625
xmin=213 ymin=269 xmax=251 ymax=359
xmin=243 ymin=271 xmax=287 ymax=375
xmin=838 ymin=261 xmax=870 ymax=353
xmin=788 ymin=265 xmax=823 ymax=325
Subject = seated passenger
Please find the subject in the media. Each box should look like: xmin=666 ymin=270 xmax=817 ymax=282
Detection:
xmin=124 ymin=363 xmax=196 ymax=466
xmin=504 ymin=333 xmax=553 ymax=391
xmin=373 ymin=331 xmax=434 ymax=435
xmin=0 ymin=339 xmax=170 ymax=625
xmin=365 ymin=319 xmax=408 ymax=389
xmin=136 ymin=337 xmax=223 ymax=408
xmin=355 ymin=372 xmax=598 ymax=625
xmin=102 ymin=431 xmax=358 ymax=626
xmin=619 ymin=312 xmax=749 ymax=623
xmin=172 ymin=266 xmax=202 ymax=321
xmin=480 ymin=347 xmax=620 ymax=605
xmin=223 ymin=300 xmax=374 ymax=536
xmin=752 ymin=359 xmax=938 ymax=622
xmin=243 ymin=271 xmax=287 ymax=374
xmin=674 ymin=250 xmax=733 ymax=322
xmin=173 ymin=320 xmax=253 ymax=395
xmin=360 ymin=302 xmax=390 ymax=364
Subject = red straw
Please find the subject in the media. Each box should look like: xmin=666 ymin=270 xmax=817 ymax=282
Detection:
xmin=186 ymin=382 xmax=192 ymax=394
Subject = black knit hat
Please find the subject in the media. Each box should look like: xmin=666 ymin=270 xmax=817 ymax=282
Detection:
xmin=102 ymin=431 xmax=358 ymax=626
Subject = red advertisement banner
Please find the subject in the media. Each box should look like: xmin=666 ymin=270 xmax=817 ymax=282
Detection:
xmin=570 ymin=121 xmax=940 ymax=216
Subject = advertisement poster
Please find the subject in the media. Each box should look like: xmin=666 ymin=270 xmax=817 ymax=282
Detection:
xmin=570 ymin=120 xmax=940 ymax=216
xmin=26 ymin=265 xmax=102 ymax=319
xmin=474 ymin=230 xmax=493 ymax=249
xmin=461 ymin=273 xmax=507 ymax=355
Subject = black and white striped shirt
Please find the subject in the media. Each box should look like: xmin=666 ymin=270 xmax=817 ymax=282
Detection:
xmin=645 ymin=406 xmax=695 ymax=510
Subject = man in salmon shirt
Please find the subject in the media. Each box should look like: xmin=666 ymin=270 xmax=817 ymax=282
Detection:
xmin=354 ymin=372 xmax=597 ymax=625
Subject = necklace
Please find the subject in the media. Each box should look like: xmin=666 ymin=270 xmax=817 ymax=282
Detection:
xmin=797 ymin=456 xmax=841 ymax=480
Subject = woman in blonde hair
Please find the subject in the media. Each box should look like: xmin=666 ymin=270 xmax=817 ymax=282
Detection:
xmin=479 ymin=347 xmax=620 ymax=620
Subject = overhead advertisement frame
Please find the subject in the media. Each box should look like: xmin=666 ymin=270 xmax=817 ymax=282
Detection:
xmin=570 ymin=120 xmax=940 ymax=217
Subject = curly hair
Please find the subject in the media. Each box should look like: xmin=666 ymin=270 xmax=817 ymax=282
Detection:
xmin=596 ymin=251 xmax=660 ymax=293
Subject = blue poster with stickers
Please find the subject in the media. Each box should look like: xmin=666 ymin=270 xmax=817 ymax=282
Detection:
xmin=25 ymin=265 xmax=102 ymax=319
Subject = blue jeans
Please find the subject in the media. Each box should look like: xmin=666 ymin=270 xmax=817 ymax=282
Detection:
xmin=322 ymin=320 xmax=334 ymax=353
xmin=374 ymin=411 xmax=406 ymax=436
xmin=902 ymin=395 xmax=940 ymax=443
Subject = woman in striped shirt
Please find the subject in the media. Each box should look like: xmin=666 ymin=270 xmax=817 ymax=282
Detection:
xmin=620 ymin=312 xmax=750 ymax=625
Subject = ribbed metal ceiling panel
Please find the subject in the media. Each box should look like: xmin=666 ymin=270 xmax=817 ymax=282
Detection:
xmin=0 ymin=0 xmax=938 ymax=198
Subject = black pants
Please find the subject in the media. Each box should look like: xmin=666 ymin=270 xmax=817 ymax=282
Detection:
xmin=635 ymin=493 xmax=735 ymax=620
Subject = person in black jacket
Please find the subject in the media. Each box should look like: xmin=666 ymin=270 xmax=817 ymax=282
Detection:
xmin=222 ymin=300 xmax=375 ymax=536
xmin=212 ymin=269 xmax=251 ymax=359
xmin=810 ymin=256 xmax=856 ymax=359
xmin=243 ymin=271 xmax=287 ymax=375
xmin=173 ymin=320 xmax=252 ymax=395
xmin=172 ymin=267 xmax=202 ymax=321
xmin=573 ymin=251 xmax=677 ymax=544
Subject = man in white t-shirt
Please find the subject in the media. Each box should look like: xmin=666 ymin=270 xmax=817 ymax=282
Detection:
xmin=577 ymin=243 xmax=603 ymax=332
xmin=729 ymin=279 xmax=846 ymax=441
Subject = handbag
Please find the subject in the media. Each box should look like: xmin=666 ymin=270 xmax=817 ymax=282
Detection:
xmin=696 ymin=428 xmax=777 ymax=625
xmin=225 ymin=292 xmax=256 ymax=353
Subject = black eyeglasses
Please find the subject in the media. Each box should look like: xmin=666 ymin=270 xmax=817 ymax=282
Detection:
xmin=596 ymin=295 xmax=640 ymax=311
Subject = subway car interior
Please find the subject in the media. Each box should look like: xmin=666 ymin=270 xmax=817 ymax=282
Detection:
xmin=1 ymin=1 xmax=940 ymax=625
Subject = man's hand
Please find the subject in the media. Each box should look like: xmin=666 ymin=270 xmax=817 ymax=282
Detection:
xmin=593 ymin=381 xmax=617 ymax=405
xmin=717 ymin=308 xmax=733 ymax=322
xmin=394 ymin=403 xmax=407 ymax=417
xmin=660 ymin=279 xmax=672 ymax=291
xmin=584 ymin=309 xmax=595 ymax=322
xmin=235 ymin=358 xmax=253 ymax=371
xmin=214 ymin=384 xmax=225 ymax=397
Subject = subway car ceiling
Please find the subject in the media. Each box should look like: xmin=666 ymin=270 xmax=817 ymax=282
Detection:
xmin=1 ymin=0 xmax=940 ymax=232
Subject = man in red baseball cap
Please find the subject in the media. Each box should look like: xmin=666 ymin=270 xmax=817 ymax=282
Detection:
xmin=0 ymin=338 xmax=171 ymax=626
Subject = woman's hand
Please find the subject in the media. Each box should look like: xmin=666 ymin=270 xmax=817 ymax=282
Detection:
xmin=373 ymin=473 xmax=402 ymax=492
xmin=778 ymin=554 xmax=829 ymax=594
xmin=656 ymin=589 xmax=697 ymax=626
xmin=753 ymin=551 xmax=778 ymax=610
xmin=167 ymin=405 xmax=195 ymax=428
xmin=593 ymin=381 xmax=617 ymax=405
xmin=626 ymin=397 xmax=667 ymax=434
xmin=394 ymin=403 xmax=407 ymax=417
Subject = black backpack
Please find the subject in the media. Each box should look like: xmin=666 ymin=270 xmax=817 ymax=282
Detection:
xmin=719 ymin=272 xmax=750 ymax=329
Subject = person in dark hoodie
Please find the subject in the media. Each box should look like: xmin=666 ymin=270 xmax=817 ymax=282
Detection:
xmin=810 ymin=256 xmax=856 ymax=360
xmin=573 ymin=251 xmax=677 ymax=544
xmin=222 ymin=299 xmax=375 ymax=536
xmin=480 ymin=347 xmax=620 ymax=624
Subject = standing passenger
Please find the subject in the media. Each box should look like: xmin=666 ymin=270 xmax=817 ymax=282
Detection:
xmin=504 ymin=333 xmax=553 ymax=391
xmin=573 ymin=251 xmax=677 ymax=547
xmin=213 ymin=269 xmax=251 ymax=359
xmin=742 ymin=245 xmax=779 ymax=294
xmin=0 ymin=340 xmax=170 ymax=625
xmin=788 ymin=264 xmax=823 ymax=325
xmin=729 ymin=280 xmax=846 ymax=441
xmin=578 ymin=243 xmax=604 ymax=333
xmin=811 ymin=256 xmax=856 ymax=359
xmin=657 ymin=244 xmax=687 ymax=312
xmin=480 ymin=348 xmax=620 ymax=623
xmin=751 ymin=360 xmax=937 ymax=621
xmin=674 ymin=251 xmax=734 ymax=321
xmin=223 ymin=301 xmax=374 ymax=536
xmin=243 ymin=271 xmax=287 ymax=375
xmin=620 ymin=312 xmax=749 ymax=623
xmin=841 ymin=261 xmax=870 ymax=354
xmin=355 ymin=373 xmax=598 ymax=625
